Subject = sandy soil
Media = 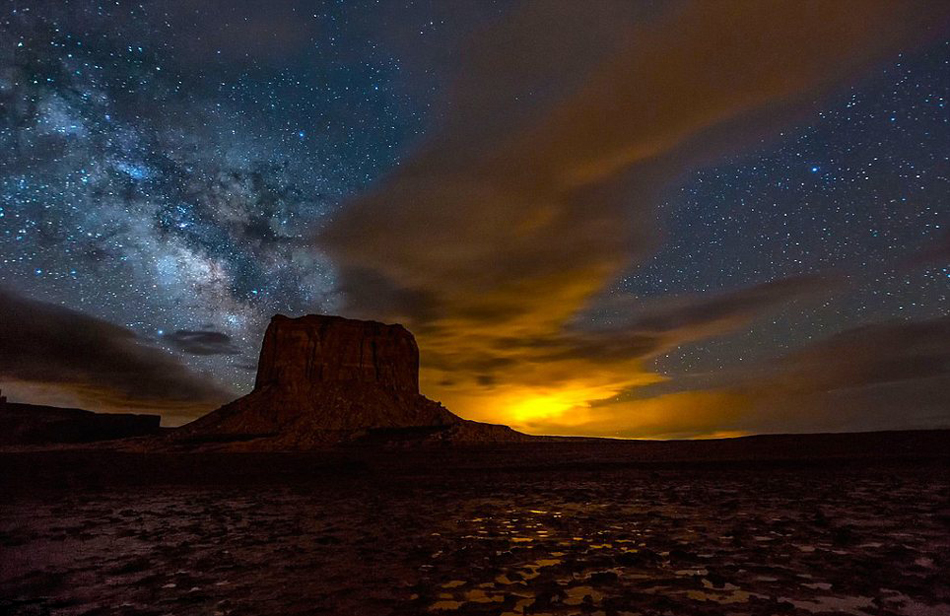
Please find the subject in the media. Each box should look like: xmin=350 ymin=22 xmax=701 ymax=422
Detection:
xmin=2 ymin=449 xmax=948 ymax=616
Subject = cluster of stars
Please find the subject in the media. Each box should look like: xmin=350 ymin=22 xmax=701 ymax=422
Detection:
xmin=1 ymin=1 xmax=429 ymax=393
xmin=1 ymin=2 xmax=946 ymax=409
xmin=626 ymin=45 xmax=949 ymax=375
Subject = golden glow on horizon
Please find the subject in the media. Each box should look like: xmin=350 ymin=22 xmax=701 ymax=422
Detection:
xmin=506 ymin=391 xmax=587 ymax=425
xmin=427 ymin=376 xmax=751 ymax=440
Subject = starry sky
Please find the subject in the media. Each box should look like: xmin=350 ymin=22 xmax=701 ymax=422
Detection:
xmin=1 ymin=1 xmax=948 ymax=435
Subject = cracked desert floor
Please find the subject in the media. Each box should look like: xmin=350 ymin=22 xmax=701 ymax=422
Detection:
xmin=2 ymin=444 xmax=949 ymax=616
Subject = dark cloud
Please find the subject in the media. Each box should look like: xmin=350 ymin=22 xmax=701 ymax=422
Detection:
xmin=769 ymin=317 xmax=950 ymax=393
xmin=0 ymin=288 xmax=234 ymax=418
xmin=233 ymin=361 xmax=260 ymax=373
xmin=903 ymin=230 xmax=950 ymax=268
xmin=622 ymin=276 xmax=832 ymax=335
xmin=561 ymin=274 xmax=833 ymax=363
xmin=711 ymin=316 xmax=950 ymax=435
xmin=163 ymin=330 xmax=242 ymax=356
xmin=545 ymin=316 xmax=950 ymax=439
xmin=782 ymin=317 xmax=950 ymax=390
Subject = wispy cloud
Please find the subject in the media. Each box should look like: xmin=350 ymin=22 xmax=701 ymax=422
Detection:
xmin=318 ymin=0 xmax=949 ymax=434
xmin=163 ymin=330 xmax=243 ymax=356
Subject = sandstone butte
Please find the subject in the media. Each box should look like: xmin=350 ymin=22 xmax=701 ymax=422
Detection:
xmin=178 ymin=314 xmax=528 ymax=448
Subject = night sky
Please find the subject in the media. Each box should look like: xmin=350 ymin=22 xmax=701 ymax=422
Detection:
xmin=1 ymin=1 xmax=948 ymax=436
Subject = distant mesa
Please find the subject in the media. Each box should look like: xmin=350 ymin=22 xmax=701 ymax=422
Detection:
xmin=0 ymin=389 xmax=161 ymax=446
xmin=179 ymin=314 xmax=528 ymax=448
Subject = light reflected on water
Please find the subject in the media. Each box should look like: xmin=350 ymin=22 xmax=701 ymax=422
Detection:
xmin=423 ymin=495 xmax=945 ymax=615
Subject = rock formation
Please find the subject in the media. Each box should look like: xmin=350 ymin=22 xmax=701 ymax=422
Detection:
xmin=180 ymin=314 xmax=528 ymax=448
xmin=255 ymin=314 xmax=422 ymax=399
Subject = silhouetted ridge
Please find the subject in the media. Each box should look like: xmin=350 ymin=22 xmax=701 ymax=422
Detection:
xmin=0 ymin=399 xmax=161 ymax=446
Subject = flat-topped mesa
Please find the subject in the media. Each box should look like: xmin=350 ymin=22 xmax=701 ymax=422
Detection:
xmin=179 ymin=313 xmax=530 ymax=448
xmin=255 ymin=314 xmax=420 ymax=394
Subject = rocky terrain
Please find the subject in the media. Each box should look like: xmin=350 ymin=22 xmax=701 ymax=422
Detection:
xmin=176 ymin=314 xmax=527 ymax=448
xmin=2 ymin=446 xmax=948 ymax=616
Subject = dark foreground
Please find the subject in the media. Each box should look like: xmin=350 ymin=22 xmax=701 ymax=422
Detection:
xmin=2 ymin=432 xmax=949 ymax=616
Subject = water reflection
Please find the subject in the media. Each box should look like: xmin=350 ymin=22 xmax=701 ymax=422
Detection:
xmin=424 ymin=492 xmax=942 ymax=615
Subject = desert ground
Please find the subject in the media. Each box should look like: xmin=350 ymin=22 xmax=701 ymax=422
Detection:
xmin=2 ymin=434 xmax=949 ymax=616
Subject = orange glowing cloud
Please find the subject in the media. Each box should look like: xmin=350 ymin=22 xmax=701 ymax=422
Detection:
xmin=518 ymin=390 xmax=751 ymax=440
xmin=320 ymin=0 xmax=950 ymax=437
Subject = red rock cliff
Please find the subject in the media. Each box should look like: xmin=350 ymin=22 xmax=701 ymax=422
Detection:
xmin=179 ymin=314 xmax=528 ymax=448
xmin=254 ymin=315 xmax=420 ymax=394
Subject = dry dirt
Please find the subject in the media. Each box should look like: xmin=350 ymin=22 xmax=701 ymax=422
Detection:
xmin=1 ymin=442 xmax=949 ymax=616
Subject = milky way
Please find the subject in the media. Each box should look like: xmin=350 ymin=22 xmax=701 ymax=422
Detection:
xmin=2 ymin=1 xmax=427 ymax=394
xmin=1 ymin=2 xmax=948 ymax=434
